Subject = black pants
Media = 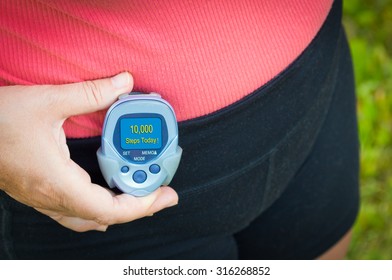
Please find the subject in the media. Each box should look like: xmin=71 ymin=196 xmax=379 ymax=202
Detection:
xmin=0 ymin=0 xmax=359 ymax=259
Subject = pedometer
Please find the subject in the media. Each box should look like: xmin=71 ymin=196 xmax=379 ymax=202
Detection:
xmin=97 ymin=92 xmax=182 ymax=196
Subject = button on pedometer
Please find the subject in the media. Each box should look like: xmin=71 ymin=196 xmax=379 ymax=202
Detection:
xmin=149 ymin=164 xmax=161 ymax=174
xmin=121 ymin=166 xmax=129 ymax=173
xmin=133 ymin=170 xmax=147 ymax=184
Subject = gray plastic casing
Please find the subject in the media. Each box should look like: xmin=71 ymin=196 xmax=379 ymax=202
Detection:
xmin=96 ymin=93 xmax=182 ymax=196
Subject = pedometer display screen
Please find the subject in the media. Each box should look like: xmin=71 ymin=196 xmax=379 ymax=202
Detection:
xmin=120 ymin=118 xmax=162 ymax=150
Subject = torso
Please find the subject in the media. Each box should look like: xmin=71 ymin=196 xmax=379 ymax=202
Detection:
xmin=0 ymin=0 xmax=333 ymax=137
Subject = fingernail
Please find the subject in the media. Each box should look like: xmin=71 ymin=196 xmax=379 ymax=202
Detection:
xmin=111 ymin=72 xmax=131 ymax=89
xmin=167 ymin=200 xmax=178 ymax=208
xmin=96 ymin=225 xmax=108 ymax=232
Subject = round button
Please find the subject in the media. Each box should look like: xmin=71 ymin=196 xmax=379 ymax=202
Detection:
xmin=133 ymin=170 xmax=147 ymax=184
xmin=121 ymin=166 xmax=129 ymax=173
xmin=149 ymin=164 xmax=161 ymax=174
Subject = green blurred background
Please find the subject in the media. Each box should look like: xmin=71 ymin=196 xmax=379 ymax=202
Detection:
xmin=343 ymin=0 xmax=392 ymax=259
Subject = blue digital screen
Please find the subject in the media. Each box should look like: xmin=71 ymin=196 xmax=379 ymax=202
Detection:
xmin=120 ymin=118 xmax=162 ymax=150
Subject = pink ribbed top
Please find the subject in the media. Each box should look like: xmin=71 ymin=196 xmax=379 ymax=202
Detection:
xmin=0 ymin=0 xmax=333 ymax=138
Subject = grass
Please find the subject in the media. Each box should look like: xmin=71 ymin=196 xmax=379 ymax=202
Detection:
xmin=343 ymin=0 xmax=392 ymax=259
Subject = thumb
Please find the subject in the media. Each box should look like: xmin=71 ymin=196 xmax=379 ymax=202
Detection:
xmin=52 ymin=72 xmax=133 ymax=119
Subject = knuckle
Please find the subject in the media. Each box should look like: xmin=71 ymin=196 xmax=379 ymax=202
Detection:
xmin=81 ymin=80 xmax=104 ymax=108
xmin=40 ymin=85 xmax=64 ymax=114
xmin=93 ymin=214 xmax=111 ymax=226
xmin=92 ymin=204 xmax=114 ymax=226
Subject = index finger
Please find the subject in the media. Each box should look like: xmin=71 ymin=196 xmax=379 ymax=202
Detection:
xmin=37 ymin=184 xmax=178 ymax=231
xmin=61 ymin=170 xmax=179 ymax=226
xmin=87 ymin=184 xmax=178 ymax=225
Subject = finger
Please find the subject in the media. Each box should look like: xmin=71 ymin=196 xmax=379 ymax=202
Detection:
xmin=49 ymin=72 xmax=134 ymax=119
xmin=36 ymin=208 xmax=108 ymax=232
xmin=48 ymin=158 xmax=178 ymax=225
xmin=64 ymin=179 xmax=179 ymax=226
xmin=37 ymin=185 xmax=178 ymax=232
xmin=104 ymin=186 xmax=179 ymax=224
xmin=82 ymin=187 xmax=178 ymax=225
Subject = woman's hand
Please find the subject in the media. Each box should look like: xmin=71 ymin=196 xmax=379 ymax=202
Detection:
xmin=0 ymin=72 xmax=178 ymax=232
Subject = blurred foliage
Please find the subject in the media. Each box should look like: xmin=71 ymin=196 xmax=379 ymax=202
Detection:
xmin=343 ymin=0 xmax=392 ymax=259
